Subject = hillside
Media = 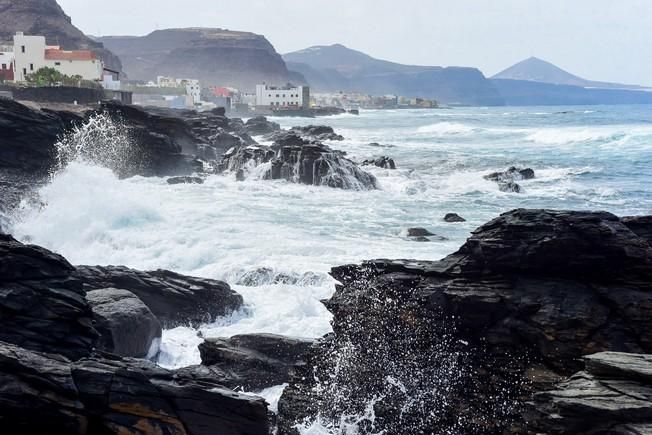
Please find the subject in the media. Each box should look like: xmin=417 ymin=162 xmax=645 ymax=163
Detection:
xmin=284 ymin=44 xmax=504 ymax=106
xmin=0 ymin=0 xmax=122 ymax=73
xmin=493 ymin=57 xmax=647 ymax=90
xmin=98 ymin=29 xmax=303 ymax=91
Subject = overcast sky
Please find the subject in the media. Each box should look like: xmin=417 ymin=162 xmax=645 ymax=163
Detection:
xmin=58 ymin=0 xmax=652 ymax=86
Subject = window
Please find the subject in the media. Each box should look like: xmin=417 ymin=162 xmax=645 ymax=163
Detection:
xmin=1 ymin=64 xmax=5 ymax=70
xmin=21 ymin=46 xmax=25 ymax=53
xmin=30 ymin=63 xmax=33 ymax=71
xmin=55 ymin=62 xmax=61 ymax=66
xmin=23 ymin=68 xmax=26 ymax=75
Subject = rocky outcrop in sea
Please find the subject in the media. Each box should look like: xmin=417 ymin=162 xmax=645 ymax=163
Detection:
xmin=277 ymin=209 xmax=652 ymax=434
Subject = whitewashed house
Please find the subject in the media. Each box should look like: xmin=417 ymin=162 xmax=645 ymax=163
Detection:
xmin=255 ymin=84 xmax=310 ymax=109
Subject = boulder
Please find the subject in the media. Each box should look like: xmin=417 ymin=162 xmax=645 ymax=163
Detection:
xmin=244 ymin=116 xmax=281 ymax=136
xmin=0 ymin=340 xmax=270 ymax=435
xmin=290 ymin=125 xmax=344 ymax=141
xmin=277 ymin=210 xmax=652 ymax=434
xmin=86 ymin=288 xmax=162 ymax=359
xmin=529 ymin=352 xmax=652 ymax=434
xmin=74 ymin=266 xmax=243 ymax=328
xmin=623 ymin=216 xmax=652 ymax=245
xmin=444 ymin=213 xmax=466 ymax=223
xmin=361 ymin=156 xmax=396 ymax=169
xmin=198 ymin=333 xmax=314 ymax=390
xmin=406 ymin=227 xmax=435 ymax=237
xmin=0 ymin=234 xmax=98 ymax=360
xmin=167 ymin=176 xmax=204 ymax=185
xmin=484 ymin=166 xmax=535 ymax=193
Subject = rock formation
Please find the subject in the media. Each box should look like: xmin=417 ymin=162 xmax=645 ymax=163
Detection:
xmin=0 ymin=0 xmax=123 ymax=73
xmin=361 ymin=156 xmax=396 ymax=169
xmin=97 ymin=28 xmax=303 ymax=91
xmin=484 ymin=166 xmax=535 ymax=193
xmin=277 ymin=209 xmax=652 ymax=434
xmin=74 ymin=266 xmax=243 ymax=328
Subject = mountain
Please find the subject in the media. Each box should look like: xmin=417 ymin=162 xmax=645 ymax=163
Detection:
xmin=493 ymin=57 xmax=647 ymax=90
xmin=283 ymin=44 xmax=504 ymax=106
xmin=0 ymin=0 xmax=123 ymax=74
xmin=98 ymin=29 xmax=304 ymax=91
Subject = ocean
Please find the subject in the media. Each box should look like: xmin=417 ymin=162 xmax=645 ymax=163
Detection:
xmin=6 ymin=104 xmax=652 ymax=423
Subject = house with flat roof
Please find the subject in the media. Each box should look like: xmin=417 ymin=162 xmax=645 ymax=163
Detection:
xmin=255 ymin=84 xmax=310 ymax=109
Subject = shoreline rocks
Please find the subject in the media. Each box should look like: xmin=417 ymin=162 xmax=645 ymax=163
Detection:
xmin=361 ymin=156 xmax=396 ymax=169
xmin=444 ymin=213 xmax=466 ymax=222
xmin=277 ymin=209 xmax=652 ymax=434
xmin=484 ymin=166 xmax=535 ymax=193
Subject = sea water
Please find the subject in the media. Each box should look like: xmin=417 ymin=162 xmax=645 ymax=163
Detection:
xmin=7 ymin=105 xmax=652 ymax=429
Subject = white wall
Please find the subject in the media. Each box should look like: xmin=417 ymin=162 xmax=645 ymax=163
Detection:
xmin=46 ymin=58 xmax=103 ymax=81
xmin=13 ymin=33 xmax=47 ymax=82
xmin=255 ymin=84 xmax=309 ymax=108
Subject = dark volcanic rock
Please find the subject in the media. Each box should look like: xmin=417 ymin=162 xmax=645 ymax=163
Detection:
xmin=198 ymin=333 xmax=314 ymax=391
xmin=291 ymin=125 xmax=344 ymax=141
xmin=167 ymin=176 xmax=204 ymax=185
xmin=362 ymin=156 xmax=396 ymax=169
xmin=484 ymin=166 xmax=535 ymax=193
xmin=529 ymin=352 xmax=652 ymax=434
xmin=623 ymin=216 xmax=652 ymax=245
xmin=245 ymin=116 xmax=281 ymax=136
xmin=0 ymin=340 xmax=269 ymax=435
xmin=86 ymin=288 xmax=162 ymax=359
xmin=277 ymin=209 xmax=652 ymax=434
xmin=444 ymin=213 xmax=466 ymax=223
xmin=74 ymin=266 xmax=243 ymax=328
xmin=221 ymin=140 xmax=378 ymax=190
xmin=406 ymin=227 xmax=435 ymax=237
xmin=0 ymin=234 xmax=98 ymax=360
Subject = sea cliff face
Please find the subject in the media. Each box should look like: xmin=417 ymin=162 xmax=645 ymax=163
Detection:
xmin=98 ymin=28 xmax=303 ymax=91
xmin=0 ymin=0 xmax=123 ymax=74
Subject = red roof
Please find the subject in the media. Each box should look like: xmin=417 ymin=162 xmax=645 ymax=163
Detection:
xmin=45 ymin=49 xmax=98 ymax=61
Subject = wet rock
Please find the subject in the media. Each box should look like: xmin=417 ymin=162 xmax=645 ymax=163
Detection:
xmin=362 ymin=156 xmax=396 ymax=169
xmin=485 ymin=166 xmax=535 ymax=193
xmin=0 ymin=340 xmax=270 ymax=435
xmin=278 ymin=209 xmax=652 ymax=434
xmin=86 ymin=288 xmax=162 ymax=359
xmin=236 ymin=267 xmax=323 ymax=287
xmin=407 ymin=228 xmax=435 ymax=237
xmin=290 ymin=125 xmax=344 ymax=141
xmin=245 ymin=116 xmax=281 ymax=136
xmin=198 ymin=333 xmax=314 ymax=390
xmin=444 ymin=213 xmax=466 ymax=223
xmin=529 ymin=352 xmax=652 ymax=434
xmin=221 ymin=141 xmax=378 ymax=190
xmin=74 ymin=266 xmax=243 ymax=328
xmin=167 ymin=176 xmax=204 ymax=185
xmin=0 ymin=234 xmax=98 ymax=360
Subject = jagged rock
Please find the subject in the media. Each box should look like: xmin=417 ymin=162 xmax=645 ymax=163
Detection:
xmin=265 ymin=131 xmax=309 ymax=147
xmin=290 ymin=125 xmax=344 ymax=141
xmin=485 ymin=166 xmax=535 ymax=193
xmin=221 ymin=141 xmax=378 ymax=190
xmin=444 ymin=213 xmax=466 ymax=223
xmin=406 ymin=228 xmax=435 ymax=237
xmin=0 ymin=234 xmax=98 ymax=360
xmin=277 ymin=209 xmax=652 ymax=434
xmin=86 ymin=288 xmax=162 ymax=359
xmin=362 ymin=156 xmax=396 ymax=169
xmin=198 ymin=334 xmax=314 ymax=390
xmin=244 ymin=116 xmax=281 ymax=136
xmin=74 ymin=266 xmax=243 ymax=328
xmin=529 ymin=352 xmax=652 ymax=434
xmin=167 ymin=176 xmax=204 ymax=185
xmin=0 ymin=340 xmax=269 ymax=435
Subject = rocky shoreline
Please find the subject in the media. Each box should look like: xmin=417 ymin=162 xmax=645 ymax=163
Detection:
xmin=1 ymin=98 xmax=651 ymax=434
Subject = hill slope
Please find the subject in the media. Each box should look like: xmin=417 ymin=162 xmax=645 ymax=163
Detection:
xmin=0 ymin=0 xmax=122 ymax=73
xmin=98 ymin=29 xmax=303 ymax=91
xmin=493 ymin=57 xmax=646 ymax=90
xmin=284 ymin=44 xmax=504 ymax=106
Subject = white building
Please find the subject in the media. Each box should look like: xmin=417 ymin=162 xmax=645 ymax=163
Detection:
xmin=177 ymin=78 xmax=201 ymax=104
xmin=255 ymin=84 xmax=309 ymax=109
xmin=12 ymin=32 xmax=103 ymax=82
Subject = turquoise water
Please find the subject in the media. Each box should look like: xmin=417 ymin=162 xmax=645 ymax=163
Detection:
xmin=9 ymin=105 xmax=652 ymax=371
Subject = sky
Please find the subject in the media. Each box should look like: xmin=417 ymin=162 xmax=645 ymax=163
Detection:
xmin=58 ymin=0 xmax=652 ymax=86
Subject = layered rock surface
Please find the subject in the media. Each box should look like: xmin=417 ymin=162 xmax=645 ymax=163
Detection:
xmin=277 ymin=209 xmax=652 ymax=434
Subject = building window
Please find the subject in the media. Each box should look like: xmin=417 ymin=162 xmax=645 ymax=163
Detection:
xmin=55 ymin=62 xmax=61 ymax=66
xmin=1 ymin=64 xmax=5 ymax=70
xmin=21 ymin=46 xmax=25 ymax=53
xmin=23 ymin=68 xmax=27 ymax=75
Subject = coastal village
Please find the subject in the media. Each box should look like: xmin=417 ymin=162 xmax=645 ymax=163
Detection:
xmin=0 ymin=31 xmax=438 ymax=115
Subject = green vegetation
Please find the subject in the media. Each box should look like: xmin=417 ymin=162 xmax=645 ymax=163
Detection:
xmin=25 ymin=67 xmax=100 ymax=89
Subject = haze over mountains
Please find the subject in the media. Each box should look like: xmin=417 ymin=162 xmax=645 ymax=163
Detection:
xmin=284 ymin=44 xmax=504 ymax=106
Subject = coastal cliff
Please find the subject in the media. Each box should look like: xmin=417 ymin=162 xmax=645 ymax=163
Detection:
xmin=0 ymin=0 xmax=123 ymax=74
xmin=98 ymin=28 xmax=304 ymax=91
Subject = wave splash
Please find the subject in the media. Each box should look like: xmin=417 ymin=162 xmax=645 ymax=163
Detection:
xmin=53 ymin=112 xmax=146 ymax=178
